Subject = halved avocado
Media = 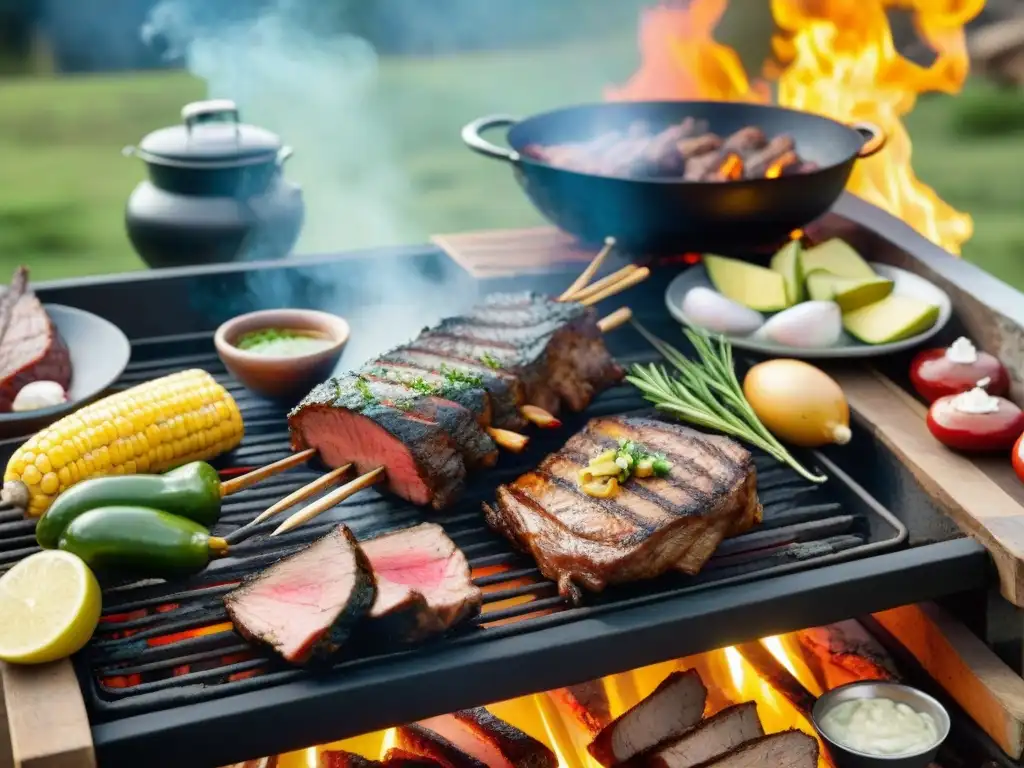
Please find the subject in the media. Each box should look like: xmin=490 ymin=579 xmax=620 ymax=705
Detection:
xmin=703 ymin=254 xmax=789 ymax=312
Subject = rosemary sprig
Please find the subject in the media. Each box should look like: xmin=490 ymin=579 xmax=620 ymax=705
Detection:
xmin=626 ymin=322 xmax=827 ymax=484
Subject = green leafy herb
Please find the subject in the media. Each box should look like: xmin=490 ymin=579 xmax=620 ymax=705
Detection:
xmin=406 ymin=376 xmax=438 ymax=395
xmin=440 ymin=364 xmax=484 ymax=388
xmin=480 ymin=352 xmax=502 ymax=370
xmin=626 ymin=323 xmax=826 ymax=484
xmin=354 ymin=377 xmax=377 ymax=405
xmin=601 ymin=439 xmax=673 ymax=483
xmin=392 ymin=399 xmax=414 ymax=411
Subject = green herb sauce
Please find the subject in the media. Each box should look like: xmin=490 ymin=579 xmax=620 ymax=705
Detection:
xmin=235 ymin=328 xmax=334 ymax=357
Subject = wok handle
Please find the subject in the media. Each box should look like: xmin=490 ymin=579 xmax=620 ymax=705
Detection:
xmin=461 ymin=115 xmax=522 ymax=163
xmin=851 ymin=122 xmax=886 ymax=158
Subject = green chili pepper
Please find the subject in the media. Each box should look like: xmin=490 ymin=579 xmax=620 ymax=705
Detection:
xmin=36 ymin=462 xmax=223 ymax=549
xmin=57 ymin=506 xmax=228 ymax=579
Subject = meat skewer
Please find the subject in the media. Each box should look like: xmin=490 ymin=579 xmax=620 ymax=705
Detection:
xmin=558 ymin=236 xmax=617 ymax=301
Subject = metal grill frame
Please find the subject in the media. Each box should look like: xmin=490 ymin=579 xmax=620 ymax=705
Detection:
xmin=1 ymin=246 xmax=990 ymax=768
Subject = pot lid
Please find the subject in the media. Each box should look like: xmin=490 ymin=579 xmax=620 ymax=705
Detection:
xmin=135 ymin=100 xmax=283 ymax=166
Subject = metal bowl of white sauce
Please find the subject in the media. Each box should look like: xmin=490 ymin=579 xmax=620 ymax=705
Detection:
xmin=811 ymin=681 xmax=950 ymax=768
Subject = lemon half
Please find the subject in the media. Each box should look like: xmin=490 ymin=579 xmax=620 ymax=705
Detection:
xmin=0 ymin=550 xmax=101 ymax=664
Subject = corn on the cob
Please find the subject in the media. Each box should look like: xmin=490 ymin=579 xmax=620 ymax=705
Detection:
xmin=3 ymin=369 xmax=244 ymax=517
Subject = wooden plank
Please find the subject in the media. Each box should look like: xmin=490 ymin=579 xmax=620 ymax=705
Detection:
xmin=873 ymin=603 xmax=1024 ymax=758
xmin=0 ymin=672 xmax=12 ymax=768
xmin=431 ymin=228 xmax=597 ymax=278
xmin=1 ymin=661 xmax=94 ymax=768
xmin=836 ymin=367 xmax=1024 ymax=606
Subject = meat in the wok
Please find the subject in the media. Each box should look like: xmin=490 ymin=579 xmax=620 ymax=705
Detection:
xmin=484 ymin=415 xmax=762 ymax=603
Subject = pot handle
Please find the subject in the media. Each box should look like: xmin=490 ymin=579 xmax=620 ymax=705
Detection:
xmin=461 ymin=115 xmax=521 ymax=163
xmin=852 ymin=122 xmax=886 ymax=158
xmin=183 ymin=99 xmax=241 ymax=132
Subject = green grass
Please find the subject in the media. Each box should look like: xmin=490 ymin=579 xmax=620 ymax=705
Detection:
xmin=1 ymin=39 xmax=1024 ymax=289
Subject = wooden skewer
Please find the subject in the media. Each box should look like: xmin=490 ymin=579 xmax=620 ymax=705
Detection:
xmin=249 ymin=464 xmax=353 ymax=526
xmin=580 ymin=267 xmax=650 ymax=307
xmin=597 ymin=306 xmax=633 ymax=333
xmin=486 ymin=426 xmax=530 ymax=453
xmin=557 ymin=236 xmax=617 ymax=301
xmin=219 ymin=448 xmax=317 ymax=496
xmin=272 ymin=467 xmax=386 ymax=536
xmin=560 ymin=264 xmax=638 ymax=304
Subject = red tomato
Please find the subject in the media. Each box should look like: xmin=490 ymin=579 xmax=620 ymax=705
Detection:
xmin=1013 ymin=433 xmax=1024 ymax=482
xmin=927 ymin=394 xmax=1024 ymax=452
xmin=910 ymin=345 xmax=1009 ymax=403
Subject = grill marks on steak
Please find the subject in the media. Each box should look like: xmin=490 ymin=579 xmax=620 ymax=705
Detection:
xmin=224 ymin=525 xmax=376 ymax=664
xmin=646 ymin=703 xmax=764 ymax=768
xmin=689 ymin=731 xmax=818 ymax=768
xmin=419 ymin=708 xmax=557 ymax=768
xmin=362 ymin=523 xmax=482 ymax=643
xmin=363 ymin=362 xmax=494 ymax=428
xmin=588 ymin=670 xmax=708 ymax=767
xmin=0 ymin=267 xmax=71 ymax=412
xmin=484 ymin=416 xmax=761 ymax=603
xmin=288 ymin=375 xmax=466 ymax=510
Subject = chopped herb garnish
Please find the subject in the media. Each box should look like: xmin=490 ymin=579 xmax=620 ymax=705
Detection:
xmin=480 ymin=352 xmax=502 ymax=370
xmin=354 ymin=377 xmax=377 ymax=405
xmin=392 ymin=399 xmax=414 ymax=411
xmin=579 ymin=439 xmax=673 ymax=496
xmin=440 ymin=364 xmax=484 ymax=388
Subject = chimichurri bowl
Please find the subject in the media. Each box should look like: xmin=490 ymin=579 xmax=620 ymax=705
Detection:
xmin=214 ymin=308 xmax=350 ymax=399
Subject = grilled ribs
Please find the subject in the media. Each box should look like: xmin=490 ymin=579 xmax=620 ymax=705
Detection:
xmin=484 ymin=416 xmax=762 ymax=602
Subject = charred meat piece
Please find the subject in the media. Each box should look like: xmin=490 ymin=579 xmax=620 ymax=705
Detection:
xmin=689 ymin=731 xmax=818 ymax=768
xmin=397 ymin=724 xmax=488 ymax=768
xmin=588 ymin=669 xmax=707 ymax=767
xmin=362 ymin=363 xmax=494 ymax=428
xmin=321 ymin=751 xmax=440 ymax=768
xmin=0 ymin=267 xmax=72 ymax=412
xmin=436 ymin=292 xmax=624 ymax=414
xmin=289 ymin=375 xmax=467 ymax=510
xmin=646 ymin=702 xmax=764 ymax=768
xmin=224 ymin=525 xmax=376 ymax=664
xmin=419 ymin=708 xmax=557 ymax=768
xmin=383 ymin=750 xmax=444 ymax=768
xmin=548 ymin=682 xmax=612 ymax=736
xmin=362 ymin=523 xmax=482 ymax=643
xmin=485 ymin=416 xmax=761 ymax=602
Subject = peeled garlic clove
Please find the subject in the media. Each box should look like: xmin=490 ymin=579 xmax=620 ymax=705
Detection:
xmin=11 ymin=380 xmax=67 ymax=412
xmin=759 ymin=301 xmax=842 ymax=348
xmin=681 ymin=287 xmax=764 ymax=336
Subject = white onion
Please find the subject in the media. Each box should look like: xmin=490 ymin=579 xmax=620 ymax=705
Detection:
xmin=11 ymin=381 xmax=67 ymax=412
xmin=681 ymin=287 xmax=764 ymax=336
xmin=757 ymin=301 xmax=843 ymax=348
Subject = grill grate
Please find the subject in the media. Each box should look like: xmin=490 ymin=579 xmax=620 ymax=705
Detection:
xmin=0 ymin=335 xmax=906 ymax=722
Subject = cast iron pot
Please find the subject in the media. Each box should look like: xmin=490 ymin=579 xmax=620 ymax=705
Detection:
xmin=124 ymin=100 xmax=304 ymax=269
xmin=462 ymin=100 xmax=885 ymax=255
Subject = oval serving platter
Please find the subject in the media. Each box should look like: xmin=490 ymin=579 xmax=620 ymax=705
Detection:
xmin=665 ymin=262 xmax=952 ymax=359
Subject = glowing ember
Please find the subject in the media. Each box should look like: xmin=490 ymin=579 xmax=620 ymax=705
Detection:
xmin=608 ymin=0 xmax=984 ymax=254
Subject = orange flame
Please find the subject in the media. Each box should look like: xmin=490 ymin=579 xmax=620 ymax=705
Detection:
xmin=608 ymin=0 xmax=985 ymax=255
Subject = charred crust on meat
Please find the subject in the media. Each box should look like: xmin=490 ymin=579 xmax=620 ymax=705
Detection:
xmin=396 ymin=724 xmax=489 ymax=768
xmin=452 ymin=707 xmax=558 ymax=768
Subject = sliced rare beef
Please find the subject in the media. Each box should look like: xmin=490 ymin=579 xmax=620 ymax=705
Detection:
xmin=588 ymin=670 xmax=708 ymax=767
xmin=396 ymin=724 xmax=488 ymax=768
xmin=362 ymin=523 xmax=482 ymax=643
xmin=224 ymin=525 xmax=376 ymax=664
xmin=548 ymin=682 xmax=613 ymax=736
xmin=419 ymin=708 xmax=557 ymax=768
xmin=362 ymin=363 xmax=494 ymax=428
xmin=288 ymin=375 xmax=466 ymax=510
xmin=0 ymin=266 xmax=72 ymax=412
xmin=689 ymin=731 xmax=818 ymax=768
xmin=646 ymin=703 xmax=764 ymax=768
xmin=427 ymin=292 xmax=623 ymax=414
xmin=485 ymin=416 xmax=761 ymax=602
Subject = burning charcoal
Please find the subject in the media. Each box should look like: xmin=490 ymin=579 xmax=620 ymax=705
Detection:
xmin=636 ymin=122 xmax=692 ymax=177
xmin=677 ymin=134 xmax=723 ymax=160
xmin=691 ymin=127 xmax=769 ymax=181
xmin=588 ymin=669 xmax=708 ymax=767
xmin=744 ymin=135 xmax=797 ymax=178
xmin=709 ymin=153 xmax=745 ymax=182
xmin=723 ymin=126 xmax=768 ymax=152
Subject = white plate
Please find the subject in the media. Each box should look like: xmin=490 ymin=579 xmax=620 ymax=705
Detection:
xmin=0 ymin=305 xmax=131 ymax=434
xmin=664 ymin=262 xmax=952 ymax=359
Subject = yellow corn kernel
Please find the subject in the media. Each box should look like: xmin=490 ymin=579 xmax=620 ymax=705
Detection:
xmin=582 ymin=478 xmax=620 ymax=499
xmin=4 ymin=369 xmax=244 ymax=517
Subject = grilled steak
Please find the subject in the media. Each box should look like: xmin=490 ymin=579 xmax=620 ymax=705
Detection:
xmin=484 ymin=416 xmax=761 ymax=602
xmin=224 ymin=525 xmax=376 ymax=664
xmin=549 ymin=682 xmax=612 ymax=736
xmin=0 ymin=267 xmax=71 ymax=412
xmin=362 ymin=523 xmax=482 ymax=643
xmin=321 ymin=751 xmax=439 ymax=768
xmin=419 ymin=292 xmax=623 ymax=415
xmin=289 ymin=375 xmax=467 ymax=510
xmin=362 ymin=364 xmax=494 ymax=428
xmin=588 ymin=670 xmax=708 ymax=767
xmin=689 ymin=731 xmax=818 ymax=768
xmin=383 ymin=750 xmax=443 ymax=768
xmin=397 ymin=724 xmax=488 ymax=768
xmin=646 ymin=703 xmax=764 ymax=768
xmin=420 ymin=708 xmax=557 ymax=768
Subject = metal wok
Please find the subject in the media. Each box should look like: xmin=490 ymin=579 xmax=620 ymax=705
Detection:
xmin=462 ymin=100 xmax=885 ymax=255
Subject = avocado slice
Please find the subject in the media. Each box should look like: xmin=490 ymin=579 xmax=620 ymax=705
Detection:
xmin=805 ymin=269 xmax=837 ymax=302
xmin=703 ymin=254 xmax=789 ymax=312
xmin=802 ymin=239 xmax=876 ymax=280
xmin=769 ymin=240 xmax=804 ymax=306
xmin=843 ymin=295 xmax=940 ymax=344
xmin=830 ymin=276 xmax=894 ymax=312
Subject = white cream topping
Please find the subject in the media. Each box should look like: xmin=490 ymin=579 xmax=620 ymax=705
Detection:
xmin=11 ymin=381 xmax=66 ymax=412
xmin=945 ymin=337 xmax=978 ymax=365
xmin=820 ymin=697 xmax=939 ymax=757
xmin=951 ymin=386 xmax=1000 ymax=415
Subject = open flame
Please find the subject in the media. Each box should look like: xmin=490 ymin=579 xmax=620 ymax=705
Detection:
xmin=607 ymin=0 xmax=984 ymax=255
xmin=281 ymin=626 xmax=900 ymax=768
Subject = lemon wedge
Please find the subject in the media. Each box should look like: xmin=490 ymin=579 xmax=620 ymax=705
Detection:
xmin=0 ymin=550 xmax=101 ymax=664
